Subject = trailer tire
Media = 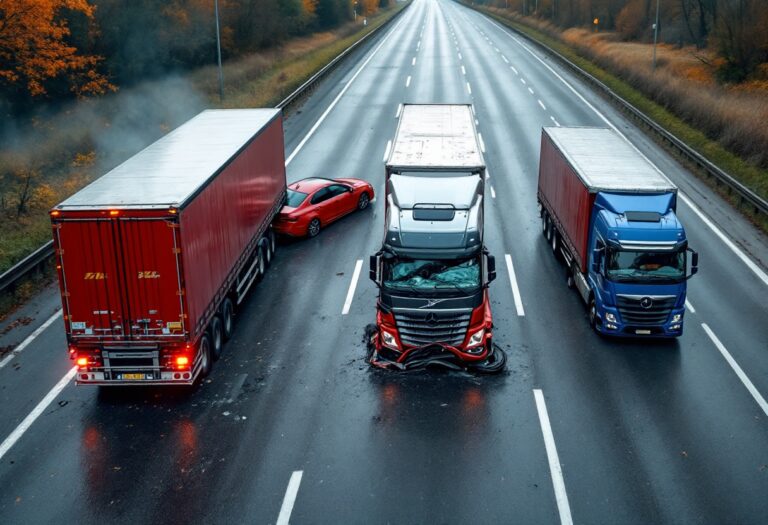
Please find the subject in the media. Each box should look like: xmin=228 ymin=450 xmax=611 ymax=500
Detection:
xmin=262 ymin=238 xmax=272 ymax=267
xmin=268 ymin=230 xmax=276 ymax=258
xmin=198 ymin=334 xmax=212 ymax=381
xmin=550 ymin=228 xmax=559 ymax=259
xmin=221 ymin=298 xmax=235 ymax=341
xmin=541 ymin=211 xmax=548 ymax=237
xmin=210 ymin=316 xmax=224 ymax=361
xmin=257 ymin=245 xmax=267 ymax=279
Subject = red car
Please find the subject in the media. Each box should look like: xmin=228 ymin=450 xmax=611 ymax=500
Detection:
xmin=273 ymin=177 xmax=375 ymax=237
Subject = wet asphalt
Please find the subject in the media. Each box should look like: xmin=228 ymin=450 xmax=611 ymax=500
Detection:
xmin=0 ymin=1 xmax=767 ymax=523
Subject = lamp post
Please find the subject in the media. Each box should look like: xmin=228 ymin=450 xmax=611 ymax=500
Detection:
xmin=214 ymin=0 xmax=224 ymax=101
xmin=652 ymin=0 xmax=660 ymax=70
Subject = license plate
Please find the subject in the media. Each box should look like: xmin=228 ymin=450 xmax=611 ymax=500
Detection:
xmin=119 ymin=373 xmax=149 ymax=380
xmin=635 ymin=329 xmax=651 ymax=335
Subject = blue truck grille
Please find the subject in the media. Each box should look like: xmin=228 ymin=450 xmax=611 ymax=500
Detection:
xmin=616 ymin=295 xmax=676 ymax=325
xmin=394 ymin=309 xmax=472 ymax=347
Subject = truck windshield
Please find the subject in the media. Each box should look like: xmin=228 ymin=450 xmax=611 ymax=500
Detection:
xmin=383 ymin=257 xmax=480 ymax=292
xmin=606 ymin=249 xmax=685 ymax=283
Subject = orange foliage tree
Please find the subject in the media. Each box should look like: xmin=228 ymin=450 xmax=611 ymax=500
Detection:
xmin=0 ymin=0 xmax=112 ymax=97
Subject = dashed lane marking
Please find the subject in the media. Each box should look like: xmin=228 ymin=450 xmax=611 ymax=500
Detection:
xmin=276 ymin=471 xmax=304 ymax=525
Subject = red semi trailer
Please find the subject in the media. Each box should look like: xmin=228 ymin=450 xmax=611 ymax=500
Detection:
xmin=50 ymin=109 xmax=286 ymax=385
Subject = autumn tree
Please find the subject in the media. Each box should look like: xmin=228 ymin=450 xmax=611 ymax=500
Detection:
xmin=0 ymin=0 xmax=112 ymax=100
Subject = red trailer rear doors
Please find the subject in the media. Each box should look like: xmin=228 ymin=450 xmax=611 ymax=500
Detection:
xmin=55 ymin=216 xmax=186 ymax=341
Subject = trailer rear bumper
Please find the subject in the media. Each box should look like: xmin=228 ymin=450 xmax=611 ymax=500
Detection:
xmin=75 ymin=369 xmax=199 ymax=386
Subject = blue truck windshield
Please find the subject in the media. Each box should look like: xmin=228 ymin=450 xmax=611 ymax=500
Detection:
xmin=606 ymin=249 xmax=685 ymax=283
xmin=383 ymin=257 xmax=480 ymax=292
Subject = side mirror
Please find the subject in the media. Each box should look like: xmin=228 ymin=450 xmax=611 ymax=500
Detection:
xmin=591 ymin=248 xmax=602 ymax=274
xmin=487 ymin=254 xmax=497 ymax=284
xmin=687 ymin=248 xmax=699 ymax=278
xmin=369 ymin=253 xmax=382 ymax=286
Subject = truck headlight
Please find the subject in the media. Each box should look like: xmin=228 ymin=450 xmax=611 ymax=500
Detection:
xmin=605 ymin=312 xmax=617 ymax=323
xmin=467 ymin=328 xmax=485 ymax=348
xmin=671 ymin=314 xmax=682 ymax=323
xmin=381 ymin=330 xmax=399 ymax=350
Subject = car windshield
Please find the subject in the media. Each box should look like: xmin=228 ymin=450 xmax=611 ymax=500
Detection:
xmin=606 ymin=248 xmax=685 ymax=283
xmin=383 ymin=257 xmax=480 ymax=292
xmin=285 ymin=189 xmax=308 ymax=208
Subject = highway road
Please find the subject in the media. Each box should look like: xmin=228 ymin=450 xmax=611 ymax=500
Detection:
xmin=1 ymin=0 xmax=767 ymax=522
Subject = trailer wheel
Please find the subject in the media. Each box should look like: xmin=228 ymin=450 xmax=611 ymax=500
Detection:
xmin=268 ymin=230 xmax=276 ymax=258
xmin=262 ymin=238 xmax=272 ymax=267
xmin=550 ymin=229 xmax=559 ymax=258
xmin=221 ymin=298 xmax=235 ymax=341
xmin=307 ymin=218 xmax=321 ymax=238
xmin=541 ymin=211 xmax=548 ymax=237
xmin=210 ymin=316 xmax=224 ymax=361
xmin=198 ymin=334 xmax=212 ymax=380
xmin=257 ymin=245 xmax=267 ymax=278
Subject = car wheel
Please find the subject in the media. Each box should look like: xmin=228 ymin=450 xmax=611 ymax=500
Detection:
xmin=358 ymin=192 xmax=370 ymax=210
xmin=197 ymin=334 xmax=212 ymax=382
xmin=209 ymin=316 xmax=224 ymax=361
xmin=221 ymin=298 xmax=235 ymax=341
xmin=308 ymin=218 xmax=321 ymax=237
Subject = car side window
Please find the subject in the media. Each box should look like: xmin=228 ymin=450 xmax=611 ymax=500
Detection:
xmin=310 ymin=187 xmax=331 ymax=205
xmin=326 ymin=184 xmax=349 ymax=198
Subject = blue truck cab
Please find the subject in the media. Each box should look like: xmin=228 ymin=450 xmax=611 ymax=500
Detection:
xmin=538 ymin=127 xmax=698 ymax=338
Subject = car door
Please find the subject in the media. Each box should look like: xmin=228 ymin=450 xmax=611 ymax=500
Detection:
xmin=310 ymin=187 xmax=334 ymax=224
xmin=325 ymin=184 xmax=355 ymax=220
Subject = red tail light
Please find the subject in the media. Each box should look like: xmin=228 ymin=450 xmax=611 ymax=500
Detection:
xmin=77 ymin=357 xmax=89 ymax=367
xmin=176 ymin=356 xmax=190 ymax=369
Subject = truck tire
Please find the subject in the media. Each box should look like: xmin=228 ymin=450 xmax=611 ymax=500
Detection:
xmin=566 ymin=267 xmax=575 ymax=289
xmin=197 ymin=334 xmax=212 ymax=381
xmin=221 ymin=298 xmax=235 ymax=341
xmin=209 ymin=316 xmax=224 ymax=361
xmin=588 ymin=297 xmax=598 ymax=330
xmin=308 ymin=218 xmax=321 ymax=238
xmin=541 ymin=211 xmax=549 ymax=237
xmin=257 ymin=245 xmax=267 ymax=279
xmin=550 ymin=229 xmax=559 ymax=259
xmin=262 ymin=238 xmax=272 ymax=267
xmin=268 ymin=230 xmax=276 ymax=258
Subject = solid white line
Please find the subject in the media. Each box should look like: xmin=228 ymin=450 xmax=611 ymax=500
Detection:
xmin=0 ymin=366 xmax=76 ymax=462
xmin=412 ymin=57 xmax=416 ymax=66
xmin=405 ymin=75 xmax=411 ymax=88
xmin=478 ymin=132 xmax=486 ymax=153
xmin=504 ymin=254 xmax=525 ymax=316
xmin=276 ymin=470 xmax=304 ymax=525
xmin=538 ymin=99 xmax=547 ymax=110
xmin=285 ymin=14 xmax=405 ymax=166
xmin=383 ymin=140 xmax=392 ymax=162
xmin=534 ymin=389 xmax=574 ymax=525
xmin=685 ymin=299 xmax=696 ymax=313
xmin=484 ymin=16 xmax=768 ymax=288
xmin=510 ymin=66 xmax=518 ymax=75
xmin=0 ymin=310 xmax=62 ymax=370
xmin=342 ymin=260 xmax=363 ymax=315
xmin=461 ymin=65 xmax=466 ymax=75
xmin=466 ymin=82 xmax=472 ymax=94
xmin=702 ymin=324 xmax=768 ymax=417
xmin=490 ymin=185 xmax=496 ymax=199
xmin=502 ymin=55 xmax=509 ymax=63
xmin=528 ymin=87 xmax=534 ymax=95
xmin=395 ymin=103 xmax=402 ymax=119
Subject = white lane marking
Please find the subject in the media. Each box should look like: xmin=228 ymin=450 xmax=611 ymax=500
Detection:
xmin=685 ymin=299 xmax=696 ymax=313
xmin=538 ymin=99 xmax=547 ymax=110
xmin=458 ymin=52 xmax=463 ymax=60
xmin=550 ymin=116 xmax=561 ymax=127
xmin=405 ymin=75 xmax=411 ymax=88
xmin=412 ymin=57 xmax=416 ymax=66
xmin=494 ymin=47 xmax=500 ymax=52
xmin=679 ymin=193 xmax=768 ymax=288
xmin=510 ymin=65 xmax=518 ymax=75
xmin=478 ymin=132 xmax=486 ymax=153
xmin=416 ymin=40 xmax=421 ymax=51
xmin=0 ymin=310 xmax=62 ymax=370
xmin=485 ymin=165 xmax=491 ymax=179
xmin=490 ymin=185 xmax=496 ymax=199
xmin=276 ymin=470 xmax=304 ymax=525
xmin=520 ymin=77 xmax=526 ymax=84
xmin=0 ymin=366 xmax=77 ymax=462
xmin=285 ymin=14 xmax=406 ymax=166
xmin=383 ymin=140 xmax=392 ymax=162
xmin=461 ymin=65 xmax=466 ymax=75
xmin=341 ymin=260 xmax=363 ymax=315
xmin=534 ymin=389 xmax=574 ymax=525
xmin=466 ymin=82 xmax=472 ymax=94
xmin=702 ymin=323 xmax=768 ymax=417
xmin=502 ymin=55 xmax=509 ymax=63
xmin=484 ymin=16 xmax=768 ymax=287
xmin=395 ymin=103 xmax=402 ymax=119
xmin=528 ymin=87 xmax=534 ymax=95
xmin=504 ymin=254 xmax=525 ymax=316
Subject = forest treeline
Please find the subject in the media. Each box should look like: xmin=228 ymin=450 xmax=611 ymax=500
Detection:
xmin=475 ymin=0 xmax=768 ymax=82
xmin=0 ymin=0 xmax=393 ymax=116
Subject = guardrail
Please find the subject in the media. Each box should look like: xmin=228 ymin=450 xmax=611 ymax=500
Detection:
xmin=0 ymin=4 xmax=409 ymax=298
xmin=476 ymin=8 xmax=768 ymax=218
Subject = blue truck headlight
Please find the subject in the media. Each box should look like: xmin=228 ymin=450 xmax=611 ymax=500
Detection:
xmin=671 ymin=314 xmax=682 ymax=323
xmin=605 ymin=312 xmax=617 ymax=323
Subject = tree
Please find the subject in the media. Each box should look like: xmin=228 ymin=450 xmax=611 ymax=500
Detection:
xmin=0 ymin=0 xmax=112 ymax=97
